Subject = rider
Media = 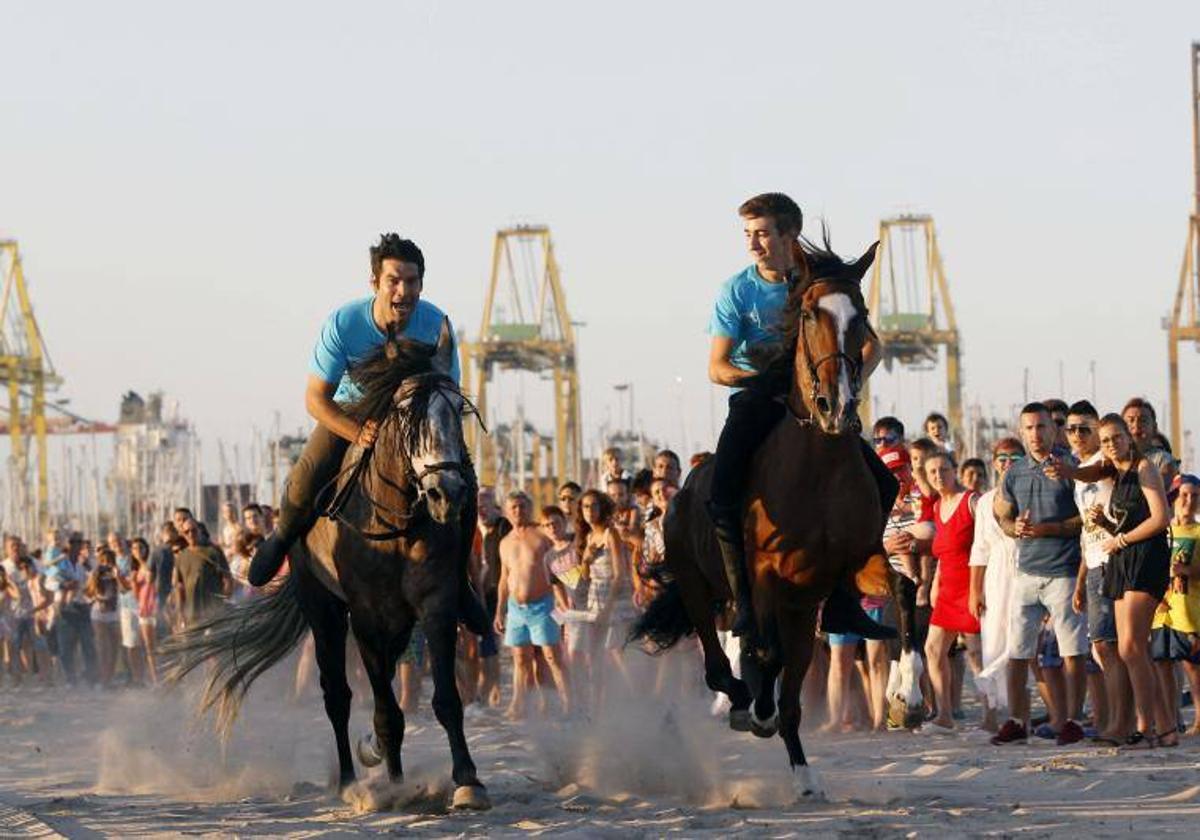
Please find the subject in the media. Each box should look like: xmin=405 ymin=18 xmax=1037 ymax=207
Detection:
xmin=707 ymin=192 xmax=897 ymax=640
xmin=247 ymin=233 xmax=491 ymax=638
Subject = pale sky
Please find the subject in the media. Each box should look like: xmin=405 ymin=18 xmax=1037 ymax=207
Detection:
xmin=2 ymin=1 xmax=1199 ymax=486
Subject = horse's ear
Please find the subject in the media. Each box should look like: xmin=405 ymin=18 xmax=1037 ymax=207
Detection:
xmin=847 ymin=241 xmax=880 ymax=285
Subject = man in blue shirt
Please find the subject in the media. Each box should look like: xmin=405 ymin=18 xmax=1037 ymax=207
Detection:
xmin=707 ymin=193 xmax=895 ymax=641
xmin=248 ymin=234 xmax=489 ymax=638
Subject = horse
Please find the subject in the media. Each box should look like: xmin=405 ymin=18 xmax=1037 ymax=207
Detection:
xmin=630 ymin=238 xmax=888 ymax=799
xmin=163 ymin=339 xmax=491 ymax=811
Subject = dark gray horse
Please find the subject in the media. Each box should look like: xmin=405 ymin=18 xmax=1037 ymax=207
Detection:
xmin=164 ymin=340 xmax=490 ymax=811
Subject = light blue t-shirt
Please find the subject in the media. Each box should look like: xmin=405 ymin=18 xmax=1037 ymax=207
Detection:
xmin=707 ymin=265 xmax=788 ymax=375
xmin=309 ymin=297 xmax=460 ymax=403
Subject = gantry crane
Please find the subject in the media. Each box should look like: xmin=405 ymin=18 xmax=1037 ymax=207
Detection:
xmin=460 ymin=226 xmax=581 ymax=507
xmin=862 ymin=214 xmax=964 ymax=441
xmin=0 ymin=239 xmax=63 ymax=535
xmin=1168 ymin=42 xmax=1200 ymax=455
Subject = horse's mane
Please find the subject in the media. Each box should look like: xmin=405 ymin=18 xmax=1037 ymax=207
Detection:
xmin=343 ymin=339 xmax=436 ymax=426
xmin=746 ymin=229 xmax=872 ymax=391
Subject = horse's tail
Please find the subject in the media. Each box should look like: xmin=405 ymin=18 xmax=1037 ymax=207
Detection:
xmin=161 ymin=574 xmax=308 ymax=739
xmin=627 ymin=579 xmax=694 ymax=653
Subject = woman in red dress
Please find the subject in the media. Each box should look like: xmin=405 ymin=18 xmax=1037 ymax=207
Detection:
xmin=920 ymin=451 xmax=983 ymax=732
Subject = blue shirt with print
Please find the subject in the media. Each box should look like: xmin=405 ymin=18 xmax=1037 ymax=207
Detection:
xmin=1000 ymin=453 xmax=1082 ymax=578
xmin=309 ymin=297 xmax=460 ymax=403
xmin=707 ymin=265 xmax=788 ymax=376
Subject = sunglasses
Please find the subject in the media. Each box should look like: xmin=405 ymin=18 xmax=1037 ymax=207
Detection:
xmin=1065 ymin=425 xmax=1093 ymax=435
xmin=873 ymin=434 xmax=899 ymax=446
xmin=995 ymin=453 xmax=1024 ymax=464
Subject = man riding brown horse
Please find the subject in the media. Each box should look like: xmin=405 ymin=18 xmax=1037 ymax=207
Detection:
xmin=706 ymin=192 xmax=897 ymax=644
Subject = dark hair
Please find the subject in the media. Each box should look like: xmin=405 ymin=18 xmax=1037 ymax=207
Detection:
xmin=924 ymin=412 xmax=949 ymax=429
xmin=97 ymin=546 xmax=115 ymax=564
xmin=1153 ymin=432 xmax=1174 ymax=454
xmin=173 ymin=507 xmax=194 ymax=519
xmin=1020 ymin=401 xmax=1050 ymax=418
xmin=960 ymin=457 xmax=986 ymax=474
xmin=370 ymin=233 xmax=425 ymax=280
xmin=558 ymin=481 xmax=582 ymax=495
xmin=909 ymin=437 xmax=940 ymax=457
xmin=1042 ymin=398 xmax=1069 ymax=415
xmin=631 ymin=468 xmax=653 ymax=496
xmin=574 ymin=489 xmax=615 ymax=556
xmin=1098 ymin=413 xmax=1142 ymax=465
xmin=650 ymin=476 xmax=678 ymax=491
xmin=1067 ymin=400 xmax=1098 ymax=419
xmin=605 ymin=476 xmax=630 ymax=492
xmin=874 ymin=416 xmax=905 ymax=438
xmin=1122 ymin=396 xmax=1157 ymax=423
xmin=654 ymin=449 xmax=681 ymax=469
xmin=925 ymin=449 xmax=958 ymax=469
xmin=738 ymin=192 xmax=803 ymax=236
xmin=241 ymin=503 xmax=263 ymax=517
xmin=541 ymin=505 xmax=565 ymax=521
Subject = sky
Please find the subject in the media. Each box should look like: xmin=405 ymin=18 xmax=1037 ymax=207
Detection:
xmin=1 ymin=0 xmax=1198 ymax=490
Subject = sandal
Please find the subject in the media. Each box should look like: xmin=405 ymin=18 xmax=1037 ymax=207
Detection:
xmin=1119 ymin=731 xmax=1154 ymax=750
xmin=1155 ymin=731 xmax=1180 ymax=748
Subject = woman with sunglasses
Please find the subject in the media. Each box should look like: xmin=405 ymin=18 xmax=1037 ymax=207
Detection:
xmin=1056 ymin=413 xmax=1173 ymax=748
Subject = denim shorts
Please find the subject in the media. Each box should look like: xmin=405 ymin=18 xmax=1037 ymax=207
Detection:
xmin=828 ymin=606 xmax=887 ymax=646
xmin=1086 ymin=566 xmax=1117 ymax=643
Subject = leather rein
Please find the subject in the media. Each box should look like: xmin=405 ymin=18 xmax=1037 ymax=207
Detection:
xmin=789 ymin=285 xmax=865 ymax=430
xmin=316 ymin=375 xmax=481 ymax=542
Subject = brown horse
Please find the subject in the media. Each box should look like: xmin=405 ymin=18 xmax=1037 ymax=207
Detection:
xmin=630 ymin=240 xmax=886 ymax=799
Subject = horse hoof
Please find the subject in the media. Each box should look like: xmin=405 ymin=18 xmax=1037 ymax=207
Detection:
xmin=792 ymin=765 xmax=826 ymax=802
xmin=357 ymin=732 xmax=382 ymax=768
xmin=452 ymin=784 xmax=491 ymax=811
xmin=750 ymin=710 xmax=779 ymax=739
xmin=729 ymin=708 xmax=752 ymax=732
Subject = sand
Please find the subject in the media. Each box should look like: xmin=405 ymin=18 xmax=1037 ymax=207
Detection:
xmin=4 ymin=652 xmax=1200 ymax=838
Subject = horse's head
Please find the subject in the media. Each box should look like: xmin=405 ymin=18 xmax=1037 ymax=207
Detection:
xmin=791 ymin=242 xmax=878 ymax=435
xmin=392 ymin=373 xmax=473 ymax=525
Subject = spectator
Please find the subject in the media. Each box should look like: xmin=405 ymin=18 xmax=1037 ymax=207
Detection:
xmin=151 ymin=522 xmax=178 ymax=632
xmin=87 ymin=546 xmax=122 ymax=687
xmin=130 ymin=537 xmax=159 ymax=684
xmin=173 ymin=519 xmax=232 ymax=630
xmin=600 ymin=446 xmax=631 ymax=485
xmin=992 ymin=402 xmax=1087 ymax=747
xmin=959 ymin=458 xmax=988 ymax=494
xmin=919 ymin=451 xmax=983 ymax=732
xmin=1066 ymin=400 xmax=1129 ymax=744
xmin=1151 ymin=474 xmax=1200 ymax=734
xmin=1043 ymin=398 xmax=1070 ymax=453
xmin=46 ymin=533 xmax=97 ymax=687
xmin=652 ymin=450 xmax=682 ymax=485
xmin=1065 ymin=413 xmax=1174 ymax=748
xmin=219 ymin=502 xmax=240 ymax=555
xmin=1122 ymin=397 xmax=1179 ymax=486
xmin=242 ymin=503 xmax=268 ymax=539
xmin=556 ymin=482 xmax=582 ymax=538
xmin=924 ymin=412 xmax=953 ymax=453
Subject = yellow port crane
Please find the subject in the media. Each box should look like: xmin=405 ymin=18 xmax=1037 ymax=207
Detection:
xmin=1168 ymin=41 xmax=1200 ymax=455
xmin=0 ymin=239 xmax=62 ymax=535
xmin=460 ymin=226 xmax=581 ymax=508
xmin=862 ymin=214 xmax=964 ymax=441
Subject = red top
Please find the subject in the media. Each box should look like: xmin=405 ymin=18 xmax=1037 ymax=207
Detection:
xmin=930 ymin=491 xmax=980 ymax=634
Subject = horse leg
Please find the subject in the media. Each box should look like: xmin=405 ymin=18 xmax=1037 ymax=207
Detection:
xmin=778 ymin=603 xmax=824 ymax=800
xmin=694 ymin=616 xmax=753 ymax=731
xmin=750 ymin=652 xmax=782 ymax=739
xmin=298 ymin=578 xmax=355 ymax=790
xmin=424 ymin=612 xmax=491 ymax=810
xmin=354 ymin=625 xmax=408 ymax=783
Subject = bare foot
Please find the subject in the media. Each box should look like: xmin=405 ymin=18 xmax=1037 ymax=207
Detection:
xmin=817 ymin=721 xmax=840 ymax=734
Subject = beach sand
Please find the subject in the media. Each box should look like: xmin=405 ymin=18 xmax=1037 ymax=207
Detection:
xmin=4 ymin=652 xmax=1200 ymax=838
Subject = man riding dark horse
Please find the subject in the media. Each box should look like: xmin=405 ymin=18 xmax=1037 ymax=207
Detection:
xmin=706 ymin=193 xmax=897 ymax=642
xmin=247 ymin=233 xmax=492 ymax=642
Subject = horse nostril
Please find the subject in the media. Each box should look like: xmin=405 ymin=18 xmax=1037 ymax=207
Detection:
xmin=815 ymin=395 xmax=831 ymax=415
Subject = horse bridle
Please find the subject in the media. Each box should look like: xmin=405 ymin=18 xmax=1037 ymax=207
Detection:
xmin=319 ymin=375 xmax=479 ymax=542
xmin=794 ymin=303 xmax=864 ymax=428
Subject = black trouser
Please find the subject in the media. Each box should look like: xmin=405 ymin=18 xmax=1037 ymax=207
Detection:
xmin=709 ymin=389 xmax=786 ymax=512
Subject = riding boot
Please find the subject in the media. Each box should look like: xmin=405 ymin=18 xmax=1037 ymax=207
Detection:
xmin=248 ymin=425 xmax=348 ymax=587
xmin=820 ymin=580 xmax=898 ymax=640
xmin=247 ymin=493 xmax=311 ymax=586
xmin=707 ymin=501 xmax=757 ymax=640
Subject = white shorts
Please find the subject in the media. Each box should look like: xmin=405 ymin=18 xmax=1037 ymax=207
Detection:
xmin=1008 ymin=572 xmax=1087 ymax=659
xmin=120 ymin=608 xmax=142 ymax=649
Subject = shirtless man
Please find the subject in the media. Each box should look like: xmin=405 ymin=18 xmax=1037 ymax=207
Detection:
xmin=494 ymin=491 xmax=569 ymax=718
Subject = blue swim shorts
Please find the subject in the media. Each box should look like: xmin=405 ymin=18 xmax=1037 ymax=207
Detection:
xmin=827 ymin=606 xmax=887 ymax=647
xmin=503 ymin=594 xmax=561 ymax=648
